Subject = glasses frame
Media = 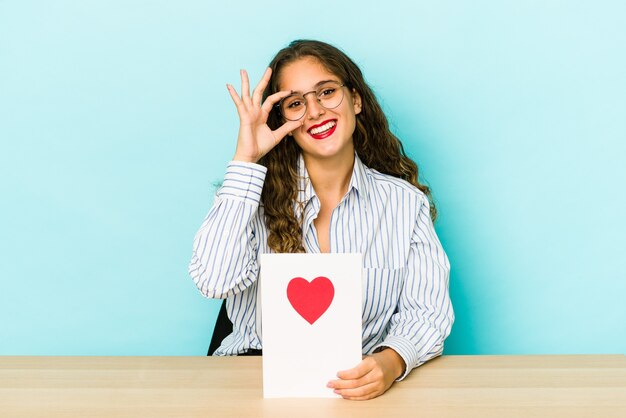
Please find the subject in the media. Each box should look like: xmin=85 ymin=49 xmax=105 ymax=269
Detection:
xmin=275 ymin=82 xmax=346 ymax=121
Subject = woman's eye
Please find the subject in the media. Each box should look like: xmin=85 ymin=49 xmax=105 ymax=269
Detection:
xmin=320 ymin=88 xmax=335 ymax=97
xmin=287 ymin=100 xmax=303 ymax=109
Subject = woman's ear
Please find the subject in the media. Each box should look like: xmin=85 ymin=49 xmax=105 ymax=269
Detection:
xmin=352 ymin=89 xmax=362 ymax=115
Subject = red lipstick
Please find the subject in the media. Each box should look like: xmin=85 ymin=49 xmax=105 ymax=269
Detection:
xmin=307 ymin=119 xmax=337 ymax=140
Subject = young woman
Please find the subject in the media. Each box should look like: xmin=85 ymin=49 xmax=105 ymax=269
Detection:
xmin=189 ymin=40 xmax=454 ymax=400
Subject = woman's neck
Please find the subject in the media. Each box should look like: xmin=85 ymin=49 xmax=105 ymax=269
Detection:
xmin=303 ymin=148 xmax=355 ymax=204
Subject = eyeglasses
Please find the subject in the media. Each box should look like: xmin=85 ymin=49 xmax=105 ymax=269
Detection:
xmin=277 ymin=81 xmax=346 ymax=121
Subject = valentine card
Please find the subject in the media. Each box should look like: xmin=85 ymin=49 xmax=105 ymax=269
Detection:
xmin=259 ymin=253 xmax=362 ymax=398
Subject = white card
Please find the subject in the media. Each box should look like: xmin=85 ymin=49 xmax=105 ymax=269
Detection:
xmin=260 ymin=253 xmax=362 ymax=398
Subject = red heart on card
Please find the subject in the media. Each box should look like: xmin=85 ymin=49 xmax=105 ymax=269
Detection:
xmin=286 ymin=276 xmax=335 ymax=325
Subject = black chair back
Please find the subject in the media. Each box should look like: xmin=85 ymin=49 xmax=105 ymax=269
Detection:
xmin=207 ymin=300 xmax=233 ymax=356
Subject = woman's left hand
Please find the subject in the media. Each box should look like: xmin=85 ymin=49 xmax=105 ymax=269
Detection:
xmin=327 ymin=348 xmax=406 ymax=400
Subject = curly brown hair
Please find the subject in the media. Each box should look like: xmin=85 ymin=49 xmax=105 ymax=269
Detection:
xmin=259 ymin=39 xmax=436 ymax=253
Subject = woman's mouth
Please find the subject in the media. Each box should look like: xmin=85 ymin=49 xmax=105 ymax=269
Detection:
xmin=307 ymin=120 xmax=337 ymax=140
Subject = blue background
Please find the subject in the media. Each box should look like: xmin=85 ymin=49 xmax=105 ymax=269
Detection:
xmin=1 ymin=0 xmax=624 ymax=355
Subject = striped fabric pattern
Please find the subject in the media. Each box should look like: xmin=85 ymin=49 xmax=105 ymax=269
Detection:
xmin=189 ymin=154 xmax=454 ymax=380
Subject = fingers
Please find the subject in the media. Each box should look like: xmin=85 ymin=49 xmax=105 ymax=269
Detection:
xmin=328 ymin=375 xmax=370 ymax=390
xmin=261 ymin=89 xmax=294 ymax=115
xmin=226 ymin=83 xmax=245 ymax=113
xmin=272 ymin=120 xmax=302 ymax=143
xmin=328 ymin=358 xmax=378 ymax=390
xmin=231 ymin=67 xmax=291 ymax=106
xmin=327 ymin=356 xmax=392 ymax=400
xmin=328 ymin=369 xmax=383 ymax=401
xmin=336 ymin=358 xmax=373 ymax=380
xmin=229 ymin=69 xmax=290 ymax=114
xmin=334 ymin=381 xmax=380 ymax=400
xmin=252 ymin=67 xmax=271 ymax=107
xmin=241 ymin=69 xmax=251 ymax=104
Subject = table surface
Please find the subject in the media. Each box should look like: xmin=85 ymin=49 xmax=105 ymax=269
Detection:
xmin=1 ymin=354 xmax=625 ymax=417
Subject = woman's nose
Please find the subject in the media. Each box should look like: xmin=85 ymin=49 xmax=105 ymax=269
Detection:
xmin=305 ymin=95 xmax=325 ymax=119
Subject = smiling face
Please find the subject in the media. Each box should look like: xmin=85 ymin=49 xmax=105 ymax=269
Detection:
xmin=277 ymin=56 xmax=362 ymax=163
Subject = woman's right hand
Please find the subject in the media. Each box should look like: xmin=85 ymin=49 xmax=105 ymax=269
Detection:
xmin=227 ymin=68 xmax=303 ymax=164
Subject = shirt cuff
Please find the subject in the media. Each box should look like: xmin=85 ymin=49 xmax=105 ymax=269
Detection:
xmin=217 ymin=161 xmax=267 ymax=205
xmin=372 ymin=335 xmax=420 ymax=381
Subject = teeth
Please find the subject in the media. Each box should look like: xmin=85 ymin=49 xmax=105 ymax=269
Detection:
xmin=310 ymin=121 xmax=336 ymax=135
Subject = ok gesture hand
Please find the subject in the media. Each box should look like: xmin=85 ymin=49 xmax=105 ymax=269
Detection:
xmin=227 ymin=68 xmax=302 ymax=163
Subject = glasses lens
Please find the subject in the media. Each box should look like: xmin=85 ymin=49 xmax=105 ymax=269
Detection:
xmin=316 ymin=82 xmax=344 ymax=109
xmin=280 ymin=95 xmax=306 ymax=121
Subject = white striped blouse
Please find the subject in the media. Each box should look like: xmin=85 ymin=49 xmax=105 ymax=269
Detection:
xmin=189 ymin=153 xmax=454 ymax=380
